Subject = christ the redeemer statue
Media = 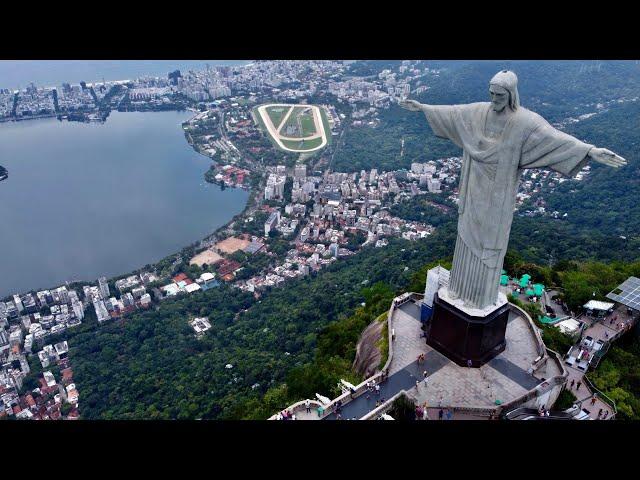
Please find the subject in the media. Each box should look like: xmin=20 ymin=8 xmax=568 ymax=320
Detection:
xmin=401 ymin=70 xmax=626 ymax=311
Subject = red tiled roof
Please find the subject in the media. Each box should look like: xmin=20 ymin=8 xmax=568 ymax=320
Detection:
xmin=173 ymin=273 xmax=189 ymax=282
xmin=217 ymin=259 xmax=242 ymax=276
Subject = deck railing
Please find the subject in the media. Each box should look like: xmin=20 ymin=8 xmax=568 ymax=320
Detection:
xmin=582 ymin=375 xmax=617 ymax=419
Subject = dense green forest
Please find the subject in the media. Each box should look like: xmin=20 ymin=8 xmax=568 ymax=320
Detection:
xmin=69 ymin=232 xmax=457 ymax=419
xmin=588 ymin=335 xmax=640 ymax=419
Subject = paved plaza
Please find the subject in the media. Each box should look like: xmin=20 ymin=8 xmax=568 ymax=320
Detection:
xmin=391 ymin=302 xmax=551 ymax=410
xmin=321 ymin=299 xmax=556 ymax=420
xmin=282 ymin=287 xmax=639 ymax=421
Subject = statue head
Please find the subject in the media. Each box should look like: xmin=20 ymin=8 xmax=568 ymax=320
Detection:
xmin=489 ymin=70 xmax=519 ymax=112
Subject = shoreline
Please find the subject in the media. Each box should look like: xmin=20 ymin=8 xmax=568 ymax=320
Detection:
xmin=0 ymin=109 xmax=253 ymax=300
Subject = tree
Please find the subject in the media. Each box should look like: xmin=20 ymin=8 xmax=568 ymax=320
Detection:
xmin=388 ymin=394 xmax=416 ymax=421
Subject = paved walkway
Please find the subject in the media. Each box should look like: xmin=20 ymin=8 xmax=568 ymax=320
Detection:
xmin=560 ymin=305 xmax=637 ymax=419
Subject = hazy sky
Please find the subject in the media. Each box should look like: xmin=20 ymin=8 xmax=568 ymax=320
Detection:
xmin=0 ymin=60 xmax=250 ymax=90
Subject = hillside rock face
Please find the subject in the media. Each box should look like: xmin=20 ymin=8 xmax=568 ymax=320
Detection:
xmin=352 ymin=318 xmax=384 ymax=378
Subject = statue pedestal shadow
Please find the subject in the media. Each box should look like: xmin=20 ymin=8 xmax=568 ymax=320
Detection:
xmin=426 ymin=291 xmax=509 ymax=367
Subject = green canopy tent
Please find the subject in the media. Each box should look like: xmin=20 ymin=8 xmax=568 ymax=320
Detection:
xmin=533 ymin=284 xmax=544 ymax=297
xmin=519 ymin=274 xmax=531 ymax=288
xmin=500 ymin=275 xmax=509 ymax=286
xmin=525 ymin=289 xmax=535 ymax=296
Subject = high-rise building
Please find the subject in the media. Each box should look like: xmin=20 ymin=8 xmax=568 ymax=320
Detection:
xmin=264 ymin=211 xmax=281 ymax=236
xmin=98 ymin=276 xmax=110 ymax=300
xmin=72 ymin=300 xmax=84 ymax=321
xmin=94 ymin=299 xmax=110 ymax=323
xmin=13 ymin=295 xmax=24 ymax=313
xmin=294 ymin=164 xmax=307 ymax=180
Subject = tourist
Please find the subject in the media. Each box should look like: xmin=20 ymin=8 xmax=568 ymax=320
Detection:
xmin=305 ymin=399 xmax=311 ymax=413
xmin=591 ymin=395 xmax=597 ymax=406
xmin=416 ymin=380 xmax=420 ymax=389
xmin=317 ymin=406 xmax=324 ymax=418
xmin=423 ymin=375 xmax=429 ymax=387
xmin=439 ymin=409 xmax=444 ymax=420
xmin=467 ymin=359 xmax=473 ymax=368
xmin=375 ymin=384 xmax=380 ymax=395
xmin=446 ymin=410 xmax=453 ymax=420
xmin=598 ymin=408 xmax=603 ymax=418
xmin=350 ymin=386 xmax=356 ymax=399
xmin=603 ymin=410 xmax=609 ymax=419
xmin=570 ymin=379 xmax=575 ymax=389
xmin=422 ymin=407 xmax=429 ymax=421
xmin=576 ymin=381 xmax=582 ymax=391
xmin=337 ymin=413 xmax=342 ymax=420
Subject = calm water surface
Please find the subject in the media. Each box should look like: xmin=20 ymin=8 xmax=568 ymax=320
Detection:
xmin=0 ymin=111 xmax=248 ymax=297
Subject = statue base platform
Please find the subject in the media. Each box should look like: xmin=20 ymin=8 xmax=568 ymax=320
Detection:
xmin=425 ymin=288 xmax=509 ymax=367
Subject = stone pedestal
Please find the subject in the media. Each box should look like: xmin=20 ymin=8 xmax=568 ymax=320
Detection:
xmin=425 ymin=288 xmax=509 ymax=367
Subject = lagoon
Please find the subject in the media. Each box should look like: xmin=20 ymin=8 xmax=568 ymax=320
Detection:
xmin=0 ymin=111 xmax=248 ymax=297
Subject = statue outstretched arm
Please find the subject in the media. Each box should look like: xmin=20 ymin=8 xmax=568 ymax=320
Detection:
xmin=399 ymin=99 xmax=464 ymax=147
xmin=399 ymin=99 xmax=427 ymax=112
xmin=587 ymin=147 xmax=627 ymax=168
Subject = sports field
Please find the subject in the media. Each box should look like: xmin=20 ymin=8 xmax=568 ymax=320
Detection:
xmin=280 ymin=106 xmax=317 ymax=138
xmin=254 ymin=103 xmax=328 ymax=153
xmin=265 ymin=106 xmax=288 ymax=130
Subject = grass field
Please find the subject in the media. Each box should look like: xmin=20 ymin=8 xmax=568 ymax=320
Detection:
xmin=265 ymin=106 xmax=290 ymax=130
xmin=281 ymin=106 xmax=309 ymax=137
xmin=281 ymin=136 xmax=323 ymax=150
xmin=298 ymin=111 xmax=317 ymax=137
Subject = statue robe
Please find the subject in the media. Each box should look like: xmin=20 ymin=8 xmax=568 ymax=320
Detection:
xmin=423 ymin=102 xmax=593 ymax=310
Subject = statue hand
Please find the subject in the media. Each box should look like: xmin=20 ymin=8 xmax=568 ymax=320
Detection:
xmin=589 ymin=147 xmax=627 ymax=168
xmin=399 ymin=99 xmax=423 ymax=112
